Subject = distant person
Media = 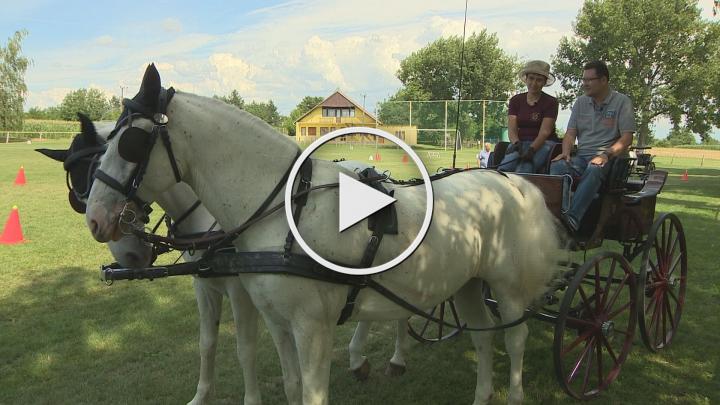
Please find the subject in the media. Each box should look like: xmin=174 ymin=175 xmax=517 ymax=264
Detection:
xmin=499 ymin=60 xmax=559 ymax=173
xmin=477 ymin=142 xmax=492 ymax=168
xmin=550 ymin=60 xmax=635 ymax=233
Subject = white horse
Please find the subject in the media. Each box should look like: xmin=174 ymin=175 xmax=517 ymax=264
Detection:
xmin=40 ymin=130 xmax=410 ymax=403
xmin=85 ymin=64 xmax=560 ymax=404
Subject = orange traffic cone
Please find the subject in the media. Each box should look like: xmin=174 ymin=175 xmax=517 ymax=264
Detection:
xmin=401 ymin=154 xmax=409 ymax=164
xmin=0 ymin=206 xmax=25 ymax=244
xmin=680 ymin=170 xmax=688 ymax=181
xmin=14 ymin=166 xmax=26 ymax=185
xmin=374 ymin=152 xmax=381 ymax=162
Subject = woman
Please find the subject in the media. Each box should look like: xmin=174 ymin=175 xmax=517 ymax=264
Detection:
xmin=499 ymin=60 xmax=559 ymax=173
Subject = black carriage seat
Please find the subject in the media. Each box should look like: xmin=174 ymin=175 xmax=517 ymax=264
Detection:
xmin=622 ymin=170 xmax=668 ymax=205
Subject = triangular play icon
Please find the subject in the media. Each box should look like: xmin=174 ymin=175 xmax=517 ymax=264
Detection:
xmin=338 ymin=173 xmax=396 ymax=232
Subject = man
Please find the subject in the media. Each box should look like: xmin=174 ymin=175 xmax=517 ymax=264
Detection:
xmin=550 ymin=60 xmax=636 ymax=233
xmin=477 ymin=142 xmax=492 ymax=168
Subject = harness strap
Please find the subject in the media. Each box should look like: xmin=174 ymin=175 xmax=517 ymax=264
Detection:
xmin=284 ymin=158 xmax=313 ymax=256
xmin=168 ymin=200 xmax=202 ymax=235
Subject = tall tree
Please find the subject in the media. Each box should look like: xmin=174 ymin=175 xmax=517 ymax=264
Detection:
xmin=214 ymin=89 xmax=245 ymax=110
xmin=283 ymin=96 xmax=323 ymax=135
xmin=553 ymin=0 xmax=720 ymax=144
xmin=245 ymin=100 xmax=282 ymax=127
xmin=379 ymin=31 xmax=520 ymax=141
xmin=0 ymin=30 xmax=30 ymax=131
xmin=59 ymin=88 xmax=110 ymax=121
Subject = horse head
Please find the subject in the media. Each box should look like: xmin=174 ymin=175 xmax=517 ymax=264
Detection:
xmin=36 ymin=114 xmax=155 ymax=268
xmin=85 ymin=63 xmax=182 ymax=243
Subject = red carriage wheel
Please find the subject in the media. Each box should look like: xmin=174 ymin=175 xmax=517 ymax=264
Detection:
xmin=407 ymin=297 xmax=465 ymax=343
xmin=638 ymin=213 xmax=687 ymax=351
xmin=554 ymin=251 xmax=638 ymax=400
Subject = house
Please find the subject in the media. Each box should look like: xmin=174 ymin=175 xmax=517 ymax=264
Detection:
xmin=294 ymin=91 xmax=418 ymax=145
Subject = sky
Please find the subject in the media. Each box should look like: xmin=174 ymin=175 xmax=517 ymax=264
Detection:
xmin=1 ymin=0 xmax=718 ymax=139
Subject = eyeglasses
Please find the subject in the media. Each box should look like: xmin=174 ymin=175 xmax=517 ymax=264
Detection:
xmin=581 ymin=77 xmax=601 ymax=84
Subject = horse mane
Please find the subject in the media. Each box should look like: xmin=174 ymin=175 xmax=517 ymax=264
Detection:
xmin=173 ymin=91 xmax=297 ymax=149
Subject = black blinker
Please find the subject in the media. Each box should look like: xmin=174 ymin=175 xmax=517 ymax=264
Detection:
xmin=68 ymin=189 xmax=87 ymax=214
xmin=118 ymin=127 xmax=152 ymax=163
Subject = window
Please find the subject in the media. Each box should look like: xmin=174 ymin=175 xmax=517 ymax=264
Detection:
xmin=395 ymin=130 xmax=405 ymax=140
xmin=320 ymin=127 xmax=329 ymax=135
xmin=301 ymin=127 xmax=306 ymax=136
xmin=322 ymin=107 xmax=355 ymax=117
xmin=308 ymin=127 xmax=317 ymax=136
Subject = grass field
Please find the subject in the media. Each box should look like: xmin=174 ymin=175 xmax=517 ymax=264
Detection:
xmin=0 ymin=139 xmax=718 ymax=404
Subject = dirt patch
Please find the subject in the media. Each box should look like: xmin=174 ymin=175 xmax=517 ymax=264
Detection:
xmin=648 ymin=147 xmax=720 ymax=159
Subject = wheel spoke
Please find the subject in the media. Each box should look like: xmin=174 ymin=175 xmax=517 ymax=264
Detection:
xmin=667 ymin=288 xmax=679 ymax=306
xmin=577 ymin=285 xmax=596 ymax=320
xmin=612 ymin=328 xmax=630 ymax=337
xmin=666 ymin=233 xmax=679 ymax=266
xmin=645 ymin=290 xmax=658 ymax=313
xmin=653 ymin=292 xmax=664 ymax=347
xmin=604 ymin=274 xmax=629 ymax=315
xmin=581 ymin=337 xmax=595 ymax=394
xmin=667 ymin=253 xmax=682 ymax=279
xmin=600 ymin=258 xmax=618 ymax=310
xmin=438 ymin=302 xmax=445 ymax=340
xmin=568 ymin=336 xmax=595 ymax=384
xmin=419 ymin=306 xmax=437 ymax=337
xmin=661 ymin=221 xmax=667 ymax=260
xmin=648 ymin=259 xmax=659 ymax=280
xmin=607 ymin=301 xmax=633 ymax=321
xmin=661 ymin=292 xmax=667 ymax=346
xmin=595 ymin=338 xmax=603 ymax=390
xmin=664 ymin=293 xmax=676 ymax=333
xmin=600 ymin=334 xmax=619 ymax=366
xmin=449 ymin=299 xmax=463 ymax=328
xmin=561 ymin=327 xmax=597 ymax=357
xmin=665 ymin=221 xmax=674 ymax=260
xmin=595 ymin=261 xmax=602 ymax=312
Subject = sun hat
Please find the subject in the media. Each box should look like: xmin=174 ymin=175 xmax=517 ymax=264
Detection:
xmin=519 ymin=60 xmax=555 ymax=86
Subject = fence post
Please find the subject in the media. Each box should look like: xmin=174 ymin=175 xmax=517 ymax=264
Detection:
xmin=701 ymin=154 xmax=705 ymax=167
xmin=670 ymin=153 xmax=674 ymax=164
xmin=5 ymin=132 xmax=8 ymax=144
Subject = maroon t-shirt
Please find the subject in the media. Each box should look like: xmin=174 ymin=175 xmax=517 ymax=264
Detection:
xmin=508 ymin=92 xmax=559 ymax=142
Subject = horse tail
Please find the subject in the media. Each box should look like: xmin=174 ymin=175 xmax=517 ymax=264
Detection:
xmin=504 ymin=174 xmax=562 ymax=307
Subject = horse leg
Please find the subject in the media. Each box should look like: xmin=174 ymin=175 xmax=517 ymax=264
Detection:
xmin=226 ymin=281 xmax=261 ymax=405
xmin=187 ymin=278 xmax=223 ymax=405
xmin=495 ymin=289 xmax=529 ymax=405
xmin=292 ymin=318 xmax=336 ymax=405
xmin=385 ymin=319 xmax=408 ymax=376
xmin=348 ymin=321 xmax=372 ymax=380
xmin=454 ymin=279 xmax=496 ymax=405
xmin=262 ymin=320 xmax=302 ymax=405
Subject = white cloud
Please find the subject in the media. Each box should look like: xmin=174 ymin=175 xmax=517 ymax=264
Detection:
xmin=93 ymin=35 xmax=114 ymax=46
xmin=302 ymin=36 xmax=350 ymax=90
xmin=161 ymin=18 xmax=183 ymax=33
xmin=208 ymin=53 xmax=258 ymax=94
xmin=26 ymin=87 xmax=74 ymax=109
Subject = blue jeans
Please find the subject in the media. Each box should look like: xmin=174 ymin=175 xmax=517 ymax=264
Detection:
xmin=498 ymin=140 xmax=555 ymax=173
xmin=549 ymin=154 xmax=608 ymax=226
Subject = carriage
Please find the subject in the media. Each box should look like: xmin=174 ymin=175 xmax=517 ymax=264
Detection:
xmin=407 ymin=142 xmax=686 ymax=400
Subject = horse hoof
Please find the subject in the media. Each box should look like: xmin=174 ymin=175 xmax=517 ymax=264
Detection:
xmin=384 ymin=361 xmax=406 ymax=376
xmin=350 ymin=358 xmax=371 ymax=381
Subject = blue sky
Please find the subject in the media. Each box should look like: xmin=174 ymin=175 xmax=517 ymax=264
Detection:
xmin=2 ymin=0 xmax=718 ymax=139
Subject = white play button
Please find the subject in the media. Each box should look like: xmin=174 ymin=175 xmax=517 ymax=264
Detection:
xmin=338 ymin=172 xmax=396 ymax=232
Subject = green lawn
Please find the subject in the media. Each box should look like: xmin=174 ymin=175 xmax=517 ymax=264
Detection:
xmin=0 ymin=139 xmax=717 ymax=404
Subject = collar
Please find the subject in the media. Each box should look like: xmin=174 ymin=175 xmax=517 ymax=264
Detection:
xmin=587 ymin=89 xmax=614 ymax=107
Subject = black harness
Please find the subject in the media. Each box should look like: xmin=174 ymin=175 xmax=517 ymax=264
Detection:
xmin=97 ymin=90 xmax=533 ymax=331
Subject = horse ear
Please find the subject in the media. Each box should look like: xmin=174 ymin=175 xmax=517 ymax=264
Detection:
xmin=36 ymin=148 xmax=70 ymax=162
xmin=77 ymin=113 xmax=98 ymax=145
xmin=139 ymin=63 xmax=161 ymax=107
xmin=118 ymin=127 xmax=152 ymax=163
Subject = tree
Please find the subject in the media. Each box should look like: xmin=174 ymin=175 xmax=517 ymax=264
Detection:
xmin=58 ymin=88 xmax=111 ymax=121
xmin=665 ymin=127 xmax=697 ymax=146
xmin=553 ymin=0 xmax=720 ymax=145
xmin=245 ymin=100 xmax=282 ymax=127
xmin=379 ymin=31 xmax=520 ymax=141
xmin=102 ymin=95 xmax=122 ymax=120
xmin=0 ymin=30 xmax=30 ymax=131
xmin=283 ymin=96 xmax=323 ymax=136
xmin=214 ymin=89 xmax=245 ymax=110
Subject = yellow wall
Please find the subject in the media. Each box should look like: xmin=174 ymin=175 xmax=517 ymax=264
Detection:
xmin=296 ymin=106 xmax=417 ymax=145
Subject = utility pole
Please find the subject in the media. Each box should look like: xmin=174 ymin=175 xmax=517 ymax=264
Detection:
xmin=120 ymin=85 xmax=128 ymax=99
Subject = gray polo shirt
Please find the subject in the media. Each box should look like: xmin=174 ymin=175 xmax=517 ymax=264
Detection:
xmin=567 ymin=90 xmax=636 ymax=156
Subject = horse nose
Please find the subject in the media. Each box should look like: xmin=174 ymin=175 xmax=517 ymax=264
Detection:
xmin=89 ymin=219 xmax=100 ymax=238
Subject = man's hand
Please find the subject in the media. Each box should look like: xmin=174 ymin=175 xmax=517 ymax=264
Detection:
xmin=590 ymin=153 xmax=609 ymax=166
xmin=552 ymin=153 xmax=570 ymax=162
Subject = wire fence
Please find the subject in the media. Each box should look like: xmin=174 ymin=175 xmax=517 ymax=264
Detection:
xmin=376 ymin=99 xmax=508 ymax=147
xmin=3 ymin=131 xmax=77 ymax=143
